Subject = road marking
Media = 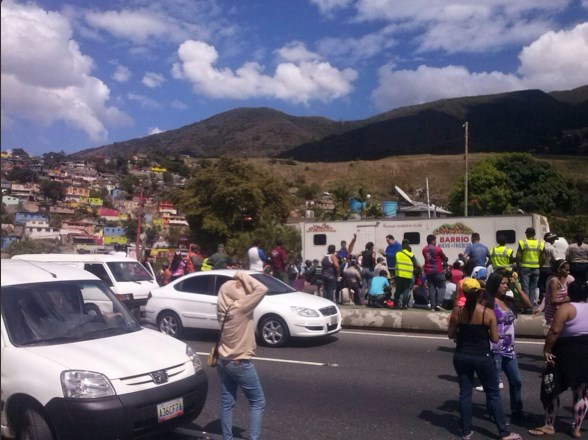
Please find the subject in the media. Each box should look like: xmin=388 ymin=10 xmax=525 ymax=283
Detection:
xmin=196 ymin=353 xmax=335 ymax=367
xmin=340 ymin=330 xmax=544 ymax=345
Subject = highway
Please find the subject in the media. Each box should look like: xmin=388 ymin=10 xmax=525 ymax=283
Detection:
xmin=164 ymin=328 xmax=578 ymax=440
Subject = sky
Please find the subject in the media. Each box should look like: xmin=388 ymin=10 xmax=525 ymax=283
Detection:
xmin=1 ymin=0 xmax=588 ymax=157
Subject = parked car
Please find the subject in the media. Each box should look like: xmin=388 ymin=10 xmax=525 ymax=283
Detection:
xmin=144 ymin=270 xmax=342 ymax=347
xmin=1 ymin=259 xmax=207 ymax=440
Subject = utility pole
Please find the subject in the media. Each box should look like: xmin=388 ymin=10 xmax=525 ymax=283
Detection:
xmin=464 ymin=122 xmax=469 ymax=217
xmin=135 ymin=186 xmax=143 ymax=261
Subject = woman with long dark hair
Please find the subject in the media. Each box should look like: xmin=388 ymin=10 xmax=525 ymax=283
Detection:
xmin=483 ymin=270 xmax=531 ymax=424
xmin=448 ymin=278 xmax=521 ymax=440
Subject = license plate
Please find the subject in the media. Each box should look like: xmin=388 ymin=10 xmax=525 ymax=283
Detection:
xmin=157 ymin=397 xmax=184 ymax=423
xmin=329 ymin=315 xmax=338 ymax=325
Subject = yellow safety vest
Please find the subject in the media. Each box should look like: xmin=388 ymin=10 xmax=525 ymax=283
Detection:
xmin=490 ymin=246 xmax=513 ymax=268
xmin=201 ymin=258 xmax=212 ymax=271
xmin=395 ymin=250 xmax=414 ymax=279
xmin=518 ymin=239 xmax=544 ymax=269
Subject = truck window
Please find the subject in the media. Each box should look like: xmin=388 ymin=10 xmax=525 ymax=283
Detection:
xmin=496 ymin=230 xmax=516 ymax=244
xmin=84 ymin=263 xmax=113 ymax=287
xmin=404 ymin=232 xmax=420 ymax=245
xmin=313 ymin=234 xmax=327 ymax=246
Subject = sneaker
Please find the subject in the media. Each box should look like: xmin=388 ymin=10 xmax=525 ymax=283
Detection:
xmin=475 ymin=382 xmax=504 ymax=392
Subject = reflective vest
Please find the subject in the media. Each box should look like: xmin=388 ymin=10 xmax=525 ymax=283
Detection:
xmin=201 ymin=258 xmax=212 ymax=271
xmin=518 ymin=239 xmax=544 ymax=269
xmin=395 ymin=250 xmax=415 ymax=279
xmin=490 ymin=246 xmax=513 ymax=268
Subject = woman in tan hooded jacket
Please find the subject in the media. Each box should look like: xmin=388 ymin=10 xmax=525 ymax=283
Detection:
xmin=216 ymin=272 xmax=268 ymax=440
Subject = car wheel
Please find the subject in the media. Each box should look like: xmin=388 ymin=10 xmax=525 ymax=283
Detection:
xmin=158 ymin=311 xmax=183 ymax=339
xmin=259 ymin=315 xmax=290 ymax=348
xmin=18 ymin=407 xmax=53 ymax=440
xmin=83 ymin=303 xmax=102 ymax=318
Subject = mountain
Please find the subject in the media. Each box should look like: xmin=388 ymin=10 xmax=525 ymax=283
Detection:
xmin=279 ymin=87 xmax=588 ymax=161
xmin=74 ymin=107 xmax=347 ymax=159
xmin=72 ymin=86 xmax=588 ymax=161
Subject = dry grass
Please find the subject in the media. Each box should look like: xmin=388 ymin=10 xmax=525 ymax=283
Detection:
xmin=244 ymin=153 xmax=588 ymax=207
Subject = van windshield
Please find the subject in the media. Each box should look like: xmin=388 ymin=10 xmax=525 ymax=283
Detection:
xmin=107 ymin=262 xmax=153 ymax=282
xmin=1 ymin=280 xmax=140 ymax=346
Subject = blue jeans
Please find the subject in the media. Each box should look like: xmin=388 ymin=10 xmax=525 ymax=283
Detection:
xmin=361 ymin=268 xmax=373 ymax=296
xmin=453 ymin=352 xmax=510 ymax=438
xmin=494 ymin=354 xmax=523 ymax=415
xmin=322 ymin=277 xmax=337 ymax=302
xmin=427 ymin=272 xmax=446 ymax=309
xmin=217 ymin=360 xmax=265 ymax=440
xmin=520 ymin=267 xmax=540 ymax=306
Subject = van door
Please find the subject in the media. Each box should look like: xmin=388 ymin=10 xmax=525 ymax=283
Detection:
xmin=356 ymin=224 xmax=376 ymax=254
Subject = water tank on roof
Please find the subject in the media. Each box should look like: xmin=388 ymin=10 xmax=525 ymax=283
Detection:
xmin=382 ymin=201 xmax=398 ymax=218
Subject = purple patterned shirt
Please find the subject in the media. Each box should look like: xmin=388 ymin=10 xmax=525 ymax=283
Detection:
xmin=491 ymin=304 xmax=516 ymax=359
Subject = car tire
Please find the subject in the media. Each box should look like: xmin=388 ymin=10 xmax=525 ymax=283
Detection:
xmin=19 ymin=407 xmax=53 ymax=440
xmin=157 ymin=311 xmax=183 ymax=339
xmin=259 ymin=315 xmax=290 ymax=348
xmin=83 ymin=303 xmax=102 ymax=318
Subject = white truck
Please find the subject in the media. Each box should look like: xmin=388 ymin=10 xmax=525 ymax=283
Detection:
xmin=296 ymin=213 xmax=550 ymax=264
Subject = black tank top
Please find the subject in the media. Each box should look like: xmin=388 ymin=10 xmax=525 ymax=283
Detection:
xmin=455 ymin=308 xmax=491 ymax=355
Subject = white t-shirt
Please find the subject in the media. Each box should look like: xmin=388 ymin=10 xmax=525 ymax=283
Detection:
xmin=247 ymin=246 xmax=264 ymax=272
xmin=553 ymin=238 xmax=569 ymax=261
xmin=445 ymin=281 xmax=457 ymax=301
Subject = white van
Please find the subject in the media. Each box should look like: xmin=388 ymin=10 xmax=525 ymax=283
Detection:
xmin=0 ymin=259 xmax=208 ymax=439
xmin=12 ymin=254 xmax=159 ymax=317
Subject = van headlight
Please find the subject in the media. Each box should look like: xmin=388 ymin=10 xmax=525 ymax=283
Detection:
xmin=186 ymin=345 xmax=203 ymax=371
xmin=61 ymin=371 xmax=115 ymax=398
xmin=290 ymin=306 xmax=319 ymax=317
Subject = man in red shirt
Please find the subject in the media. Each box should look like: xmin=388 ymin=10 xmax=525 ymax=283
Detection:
xmin=422 ymin=234 xmax=448 ymax=311
xmin=270 ymin=239 xmax=289 ymax=284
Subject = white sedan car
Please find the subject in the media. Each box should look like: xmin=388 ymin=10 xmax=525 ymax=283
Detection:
xmin=144 ymin=270 xmax=341 ymax=347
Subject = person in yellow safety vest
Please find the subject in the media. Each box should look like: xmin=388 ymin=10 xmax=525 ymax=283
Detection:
xmin=515 ymin=227 xmax=545 ymax=313
xmin=201 ymin=257 xmax=212 ymax=271
xmin=394 ymin=239 xmax=421 ymax=310
xmin=490 ymin=234 xmax=514 ymax=270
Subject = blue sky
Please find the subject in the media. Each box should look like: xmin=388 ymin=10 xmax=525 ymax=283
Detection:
xmin=2 ymin=0 xmax=587 ymax=157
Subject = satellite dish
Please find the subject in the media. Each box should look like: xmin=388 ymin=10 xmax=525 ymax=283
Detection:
xmin=395 ymin=186 xmax=414 ymax=205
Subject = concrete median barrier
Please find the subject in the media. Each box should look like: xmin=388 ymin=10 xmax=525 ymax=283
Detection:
xmin=339 ymin=306 xmax=546 ymax=338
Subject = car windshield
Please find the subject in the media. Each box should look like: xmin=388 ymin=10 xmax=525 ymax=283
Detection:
xmin=249 ymin=273 xmax=297 ymax=295
xmin=107 ymin=261 xmax=153 ymax=282
xmin=1 ymin=280 xmax=140 ymax=346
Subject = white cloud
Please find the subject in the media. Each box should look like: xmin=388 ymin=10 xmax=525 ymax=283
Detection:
xmin=372 ymin=64 xmax=522 ymax=110
xmin=171 ymin=99 xmax=188 ymax=110
xmin=0 ymin=0 xmax=130 ymax=142
xmin=309 ymin=0 xmax=354 ymax=15
xmin=518 ymin=23 xmax=588 ymax=90
xmin=127 ymin=93 xmax=162 ymax=109
xmin=172 ymin=40 xmax=357 ymax=104
xmin=347 ymin=0 xmax=563 ymax=54
xmin=112 ymin=64 xmax=132 ymax=82
xmin=316 ymin=29 xmax=397 ymax=63
xmin=142 ymin=72 xmax=165 ymax=88
xmin=371 ymin=22 xmax=588 ymax=111
xmin=84 ymin=9 xmax=172 ymax=44
xmin=148 ymin=127 xmax=163 ymax=135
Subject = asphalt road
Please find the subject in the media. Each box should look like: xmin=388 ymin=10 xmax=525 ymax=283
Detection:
xmin=165 ymin=328 xmax=579 ymax=440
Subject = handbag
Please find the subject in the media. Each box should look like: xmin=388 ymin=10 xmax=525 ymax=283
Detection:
xmin=207 ymin=305 xmax=233 ymax=368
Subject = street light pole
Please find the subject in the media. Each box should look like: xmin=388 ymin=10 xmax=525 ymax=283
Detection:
xmin=464 ymin=122 xmax=469 ymax=217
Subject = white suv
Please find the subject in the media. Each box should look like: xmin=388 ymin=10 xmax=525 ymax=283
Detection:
xmin=1 ymin=260 xmax=208 ymax=439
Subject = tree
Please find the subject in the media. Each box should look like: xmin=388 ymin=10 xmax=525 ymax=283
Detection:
xmin=172 ymin=158 xmax=291 ymax=250
xmin=40 ymin=180 xmax=66 ymax=204
xmin=447 ymin=153 xmax=579 ymax=216
xmin=7 ymin=167 xmax=37 ymax=183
